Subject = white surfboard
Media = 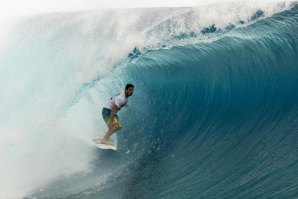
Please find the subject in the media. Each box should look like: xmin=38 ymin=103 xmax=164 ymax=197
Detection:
xmin=93 ymin=139 xmax=117 ymax=151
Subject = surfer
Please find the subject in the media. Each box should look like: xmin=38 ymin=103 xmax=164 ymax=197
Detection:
xmin=99 ymin=84 xmax=134 ymax=145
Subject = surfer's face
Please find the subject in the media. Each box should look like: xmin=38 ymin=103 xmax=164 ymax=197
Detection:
xmin=126 ymin=87 xmax=134 ymax=96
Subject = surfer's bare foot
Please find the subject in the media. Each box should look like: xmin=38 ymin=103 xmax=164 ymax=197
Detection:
xmin=100 ymin=140 xmax=113 ymax=145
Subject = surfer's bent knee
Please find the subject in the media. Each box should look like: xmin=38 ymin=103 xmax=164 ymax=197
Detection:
xmin=114 ymin=124 xmax=121 ymax=130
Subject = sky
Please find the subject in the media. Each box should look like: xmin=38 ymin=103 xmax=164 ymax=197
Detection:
xmin=0 ymin=0 xmax=280 ymax=18
xmin=0 ymin=0 xmax=204 ymax=18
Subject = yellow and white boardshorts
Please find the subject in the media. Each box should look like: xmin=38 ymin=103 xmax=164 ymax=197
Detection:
xmin=102 ymin=107 xmax=122 ymax=128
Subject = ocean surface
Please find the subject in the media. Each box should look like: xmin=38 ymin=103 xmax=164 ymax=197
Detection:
xmin=0 ymin=2 xmax=298 ymax=199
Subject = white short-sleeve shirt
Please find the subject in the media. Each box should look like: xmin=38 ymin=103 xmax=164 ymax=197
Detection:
xmin=104 ymin=91 xmax=127 ymax=111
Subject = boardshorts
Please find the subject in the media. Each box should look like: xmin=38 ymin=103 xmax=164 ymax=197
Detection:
xmin=102 ymin=108 xmax=122 ymax=128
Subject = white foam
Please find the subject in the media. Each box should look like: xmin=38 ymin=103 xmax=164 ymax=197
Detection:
xmin=0 ymin=1 xmax=293 ymax=198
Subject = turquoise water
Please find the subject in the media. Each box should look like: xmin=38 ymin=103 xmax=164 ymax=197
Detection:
xmin=0 ymin=2 xmax=298 ymax=199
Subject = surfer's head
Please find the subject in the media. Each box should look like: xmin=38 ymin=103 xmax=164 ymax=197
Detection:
xmin=125 ymin=83 xmax=134 ymax=97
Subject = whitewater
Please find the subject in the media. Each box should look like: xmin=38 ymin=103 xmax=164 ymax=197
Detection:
xmin=0 ymin=1 xmax=298 ymax=198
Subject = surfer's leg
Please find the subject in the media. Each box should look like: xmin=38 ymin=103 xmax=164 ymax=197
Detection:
xmin=101 ymin=125 xmax=120 ymax=144
xmin=101 ymin=116 xmax=122 ymax=144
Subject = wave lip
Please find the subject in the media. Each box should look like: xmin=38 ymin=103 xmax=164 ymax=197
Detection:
xmin=0 ymin=2 xmax=297 ymax=199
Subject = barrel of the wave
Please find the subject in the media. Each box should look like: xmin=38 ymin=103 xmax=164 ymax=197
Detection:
xmin=109 ymin=6 xmax=298 ymax=198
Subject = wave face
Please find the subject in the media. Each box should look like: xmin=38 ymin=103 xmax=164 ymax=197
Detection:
xmin=113 ymin=5 xmax=298 ymax=198
xmin=1 ymin=2 xmax=298 ymax=199
xmin=126 ymin=16 xmax=298 ymax=199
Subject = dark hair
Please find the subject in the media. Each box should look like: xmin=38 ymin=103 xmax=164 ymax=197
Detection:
xmin=125 ymin=83 xmax=134 ymax=90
